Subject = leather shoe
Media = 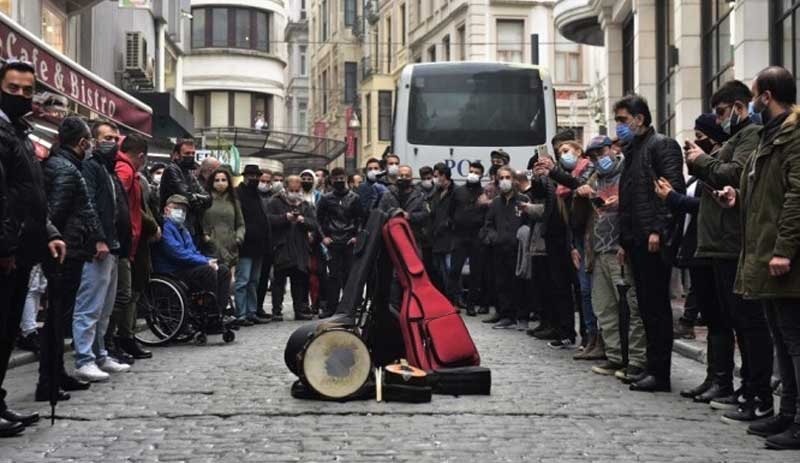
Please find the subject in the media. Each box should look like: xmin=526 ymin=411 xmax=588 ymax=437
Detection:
xmin=118 ymin=337 xmax=153 ymax=359
xmin=0 ymin=409 xmax=39 ymax=426
xmin=60 ymin=375 xmax=91 ymax=391
xmin=619 ymin=370 xmax=648 ymax=384
xmin=0 ymin=417 xmax=24 ymax=437
xmin=680 ymin=379 xmax=712 ymax=399
xmin=629 ymin=375 xmax=671 ymax=392
xmin=692 ymin=383 xmax=733 ymax=403
xmin=34 ymin=386 xmax=70 ymax=402
xmin=466 ymin=306 xmax=477 ymax=317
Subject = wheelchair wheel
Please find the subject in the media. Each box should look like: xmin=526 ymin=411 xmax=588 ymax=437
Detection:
xmin=135 ymin=276 xmax=188 ymax=346
xmin=193 ymin=332 xmax=207 ymax=346
xmin=222 ymin=330 xmax=235 ymax=343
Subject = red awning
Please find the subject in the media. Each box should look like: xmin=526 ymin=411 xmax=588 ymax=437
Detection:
xmin=0 ymin=13 xmax=152 ymax=135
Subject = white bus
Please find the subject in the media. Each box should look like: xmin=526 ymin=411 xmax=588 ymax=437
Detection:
xmin=393 ymin=62 xmax=558 ymax=180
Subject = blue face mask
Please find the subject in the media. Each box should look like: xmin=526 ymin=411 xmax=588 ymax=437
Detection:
xmin=748 ymin=101 xmax=763 ymax=125
xmin=596 ymin=156 xmax=615 ymax=175
xmin=559 ymin=152 xmax=578 ymax=171
xmin=616 ymin=123 xmax=634 ymax=143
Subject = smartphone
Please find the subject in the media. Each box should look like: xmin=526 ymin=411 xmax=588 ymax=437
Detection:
xmin=591 ymin=197 xmax=606 ymax=207
xmin=530 ymin=152 xmax=539 ymax=166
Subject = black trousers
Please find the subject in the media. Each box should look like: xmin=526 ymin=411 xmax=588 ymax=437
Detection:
xmin=493 ymin=246 xmax=520 ymax=320
xmin=689 ymin=265 xmax=735 ymax=387
xmin=272 ymin=267 xmax=309 ymax=314
xmin=174 ymin=263 xmax=231 ymax=315
xmin=479 ymin=244 xmax=496 ymax=309
xmin=448 ymin=236 xmax=484 ymax=309
xmin=256 ymin=253 xmax=273 ymax=313
xmin=38 ymin=257 xmax=84 ymax=389
xmin=629 ymin=244 xmax=673 ymax=382
xmin=764 ymin=300 xmax=800 ymax=422
xmin=326 ymin=244 xmax=354 ymax=313
xmin=713 ymin=259 xmax=772 ymax=400
xmin=0 ymin=264 xmax=33 ymax=411
xmin=536 ymin=250 xmax=576 ymax=341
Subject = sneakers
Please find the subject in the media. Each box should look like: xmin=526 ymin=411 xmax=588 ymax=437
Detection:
xmin=98 ymin=358 xmax=131 ymax=374
xmin=528 ymin=327 xmax=559 ymax=340
xmin=615 ymin=365 xmax=646 ymax=383
xmin=592 ymin=361 xmax=626 ymax=376
xmin=765 ymin=423 xmax=800 ymax=450
xmin=476 ymin=306 xmax=490 ymax=315
xmin=75 ymin=363 xmax=110 ymax=382
xmin=483 ymin=314 xmax=502 ymax=324
xmin=720 ymin=398 xmax=774 ymax=425
xmin=547 ymin=339 xmax=575 ymax=349
xmin=710 ymin=388 xmax=746 ymax=410
xmin=492 ymin=318 xmax=516 ymax=329
xmin=516 ymin=320 xmax=528 ymax=331
xmin=747 ymin=414 xmax=795 ymax=438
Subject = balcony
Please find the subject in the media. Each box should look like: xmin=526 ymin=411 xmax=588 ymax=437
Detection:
xmin=361 ymin=56 xmax=377 ymax=81
xmin=553 ymin=0 xmax=604 ymax=47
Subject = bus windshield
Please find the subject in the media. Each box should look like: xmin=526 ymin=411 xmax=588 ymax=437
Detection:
xmin=407 ymin=67 xmax=547 ymax=147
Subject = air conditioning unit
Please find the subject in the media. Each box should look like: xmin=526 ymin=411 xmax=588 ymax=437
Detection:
xmin=125 ymin=32 xmax=148 ymax=76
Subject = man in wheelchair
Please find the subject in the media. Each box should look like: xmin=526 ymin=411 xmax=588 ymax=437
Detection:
xmin=152 ymin=195 xmax=231 ymax=323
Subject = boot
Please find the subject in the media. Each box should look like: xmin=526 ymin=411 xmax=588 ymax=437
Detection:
xmin=680 ymin=377 xmax=712 ymax=399
xmin=582 ymin=333 xmax=607 ymax=361
xmin=573 ymin=333 xmax=597 ymax=360
xmin=118 ymin=337 xmax=153 ymax=360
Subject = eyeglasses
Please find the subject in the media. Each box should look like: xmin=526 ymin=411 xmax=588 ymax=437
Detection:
xmin=713 ymin=105 xmax=731 ymax=117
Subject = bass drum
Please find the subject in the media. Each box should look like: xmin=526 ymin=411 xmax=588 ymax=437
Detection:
xmin=285 ymin=317 xmax=371 ymax=399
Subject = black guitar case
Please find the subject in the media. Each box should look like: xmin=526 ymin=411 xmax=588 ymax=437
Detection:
xmin=427 ymin=366 xmax=492 ymax=396
xmin=335 ymin=209 xmax=388 ymax=317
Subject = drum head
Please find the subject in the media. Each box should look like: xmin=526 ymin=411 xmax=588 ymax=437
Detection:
xmin=302 ymin=330 xmax=372 ymax=399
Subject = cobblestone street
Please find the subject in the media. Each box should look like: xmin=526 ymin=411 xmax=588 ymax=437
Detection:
xmin=0 ymin=316 xmax=795 ymax=462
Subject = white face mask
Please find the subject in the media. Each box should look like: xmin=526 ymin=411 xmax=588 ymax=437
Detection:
xmin=466 ymin=173 xmax=481 ymax=184
xmin=499 ymin=179 xmax=513 ymax=193
xmin=387 ymin=164 xmax=399 ymax=177
xmin=271 ymin=181 xmax=284 ymax=193
xmin=367 ymin=169 xmax=380 ymax=182
xmin=258 ymin=182 xmax=270 ymax=193
xmin=152 ymin=173 xmax=162 ymax=185
xmin=420 ymin=179 xmax=433 ymax=189
xmin=169 ymin=207 xmax=186 ymax=224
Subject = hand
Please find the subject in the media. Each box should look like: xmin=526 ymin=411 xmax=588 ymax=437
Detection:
xmin=715 ymin=186 xmax=737 ymax=209
xmin=347 ymin=237 xmax=357 ymax=246
xmin=287 ymin=212 xmax=298 ymax=223
xmin=0 ymin=256 xmax=15 ymax=274
xmin=477 ymin=194 xmax=490 ymax=206
xmin=769 ymin=256 xmax=792 ymax=277
xmin=576 ymin=185 xmax=595 ymax=198
xmin=536 ymin=156 xmax=555 ymax=171
xmin=604 ymin=195 xmax=619 ymax=208
xmin=208 ymin=258 xmax=219 ymax=271
xmin=323 ymin=237 xmax=333 ymax=246
xmin=203 ymin=234 xmax=211 ymax=242
xmin=48 ymin=239 xmax=67 ymax=264
xmin=648 ymin=233 xmax=661 ymax=253
xmin=154 ymin=226 xmax=162 ymax=242
xmin=617 ymin=248 xmax=626 ymax=266
xmin=684 ymin=139 xmax=705 ymax=164
xmin=296 ymin=215 xmax=305 ymax=224
xmin=95 ymin=242 xmax=110 ymax=260
xmin=654 ymin=177 xmax=673 ymax=201
xmin=571 ymin=249 xmax=581 ymax=270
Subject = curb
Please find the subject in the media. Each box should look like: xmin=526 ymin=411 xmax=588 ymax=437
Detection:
xmin=673 ymin=339 xmax=706 ymax=364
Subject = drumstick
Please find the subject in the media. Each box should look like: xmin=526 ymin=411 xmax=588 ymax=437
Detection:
xmin=376 ymin=368 xmax=383 ymax=402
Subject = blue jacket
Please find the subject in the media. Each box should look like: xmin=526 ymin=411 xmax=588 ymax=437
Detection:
xmin=152 ymin=218 xmax=210 ymax=274
xmin=356 ymin=180 xmax=388 ymax=214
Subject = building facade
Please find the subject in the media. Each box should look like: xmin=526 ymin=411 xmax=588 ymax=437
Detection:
xmin=285 ymin=0 xmax=310 ymax=138
xmin=555 ymin=0 xmax=796 ymax=143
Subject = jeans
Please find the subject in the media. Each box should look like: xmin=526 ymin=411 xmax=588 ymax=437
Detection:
xmin=575 ymin=240 xmax=597 ymax=335
xmin=73 ymin=255 xmax=119 ymax=369
xmin=764 ymin=300 xmax=800 ymax=423
xmin=327 ymin=244 xmax=355 ymax=313
xmin=235 ymin=256 xmax=263 ymax=320
xmin=21 ymin=265 xmax=46 ymax=336
xmin=109 ymin=257 xmax=135 ymax=340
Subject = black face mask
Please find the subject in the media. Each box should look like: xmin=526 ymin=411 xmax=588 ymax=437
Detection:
xmin=179 ymin=156 xmax=197 ymax=169
xmin=397 ymin=178 xmax=412 ymax=191
xmin=695 ymin=138 xmax=716 ymax=155
xmin=301 ymin=181 xmax=314 ymax=192
xmin=333 ymin=180 xmax=346 ymax=191
xmin=0 ymin=91 xmax=32 ymax=121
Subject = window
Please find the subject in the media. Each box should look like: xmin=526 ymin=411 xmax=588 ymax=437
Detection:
xmin=345 ymin=62 xmax=358 ymax=104
xmin=428 ymin=45 xmax=436 ymax=62
xmin=190 ymin=91 xmax=272 ymax=128
xmin=496 ymin=19 xmax=523 ymax=63
xmin=443 ymin=35 xmax=450 ymax=61
xmin=300 ymin=45 xmax=307 ymax=75
xmin=702 ymin=1 xmax=735 ymax=108
xmin=365 ymin=93 xmax=372 ymax=143
xmin=299 ymin=102 xmax=308 ymax=133
xmin=771 ymin=0 xmax=800 ymax=90
xmin=322 ymin=70 xmax=329 ymax=114
xmin=386 ymin=17 xmax=392 ymax=72
xmin=554 ymin=31 xmax=581 ymax=83
xmin=322 ymin=0 xmax=329 ymax=41
xmin=301 ymin=0 xmax=307 ymax=19
xmin=192 ymin=7 xmax=270 ymax=52
xmin=657 ymin=0 xmax=676 ymax=136
xmin=42 ymin=4 xmax=66 ymax=53
xmin=0 ymin=0 xmax=10 ymax=15
xmin=622 ymin=14 xmax=634 ymax=96
xmin=192 ymin=93 xmax=209 ymax=128
xmin=345 ymin=0 xmax=356 ymax=27
xmin=378 ymin=91 xmax=393 ymax=141
xmin=417 ymin=0 xmax=422 ymax=26
xmin=458 ymin=25 xmax=466 ymax=60
xmin=401 ymin=5 xmax=407 ymax=46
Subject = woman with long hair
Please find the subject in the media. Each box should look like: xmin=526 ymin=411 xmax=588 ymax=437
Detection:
xmin=202 ymin=167 xmax=245 ymax=268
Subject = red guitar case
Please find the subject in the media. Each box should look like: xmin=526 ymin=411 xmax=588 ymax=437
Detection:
xmin=381 ymin=216 xmax=480 ymax=370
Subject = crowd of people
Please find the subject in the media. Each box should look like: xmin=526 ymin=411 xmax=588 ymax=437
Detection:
xmin=0 ymin=58 xmax=799 ymax=451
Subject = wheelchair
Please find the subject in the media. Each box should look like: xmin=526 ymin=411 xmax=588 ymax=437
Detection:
xmin=135 ymin=274 xmax=236 ymax=346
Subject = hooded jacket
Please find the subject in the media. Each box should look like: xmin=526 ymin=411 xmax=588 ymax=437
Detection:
xmin=300 ymin=169 xmax=322 ymax=206
xmin=115 ymin=151 xmax=143 ymax=259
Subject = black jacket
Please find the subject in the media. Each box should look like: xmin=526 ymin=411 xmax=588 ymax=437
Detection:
xmin=43 ymin=146 xmax=103 ymax=261
xmin=378 ymin=186 xmax=430 ymax=244
xmin=452 ymin=183 xmax=488 ymax=237
xmin=664 ymin=178 xmax=703 ymax=268
xmin=483 ymin=192 xmax=528 ymax=250
xmin=619 ymin=127 xmax=686 ymax=252
xmin=317 ymin=189 xmax=362 ymax=245
xmin=429 ymin=183 xmax=455 ymax=253
xmin=159 ymin=160 xmax=211 ymax=237
xmin=82 ymin=154 xmax=122 ymax=255
xmin=526 ymin=176 xmax=572 ymax=251
xmin=267 ymin=192 xmax=317 ymax=272
xmin=237 ymin=183 xmax=271 ymax=258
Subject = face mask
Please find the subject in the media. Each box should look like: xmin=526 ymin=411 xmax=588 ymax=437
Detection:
xmin=0 ymin=91 xmax=32 ymax=121
xmin=387 ymin=164 xmax=399 ymax=177
xmin=272 ymin=181 xmax=284 ymax=193
xmin=596 ymin=156 xmax=615 ymax=175
xmin=179 ymin=156 xmax=196 ymax=169
xmin=499 ymin=179 xmax=513 ymax=193
xmin=748 ymin=101 xmax=763 ymax=125
xmin=366 ymin=169 xmax=379 ymax=182
xmin=615 ymin=123 xmax=635 ymax=143
xmin=695 ymin=138 xmax=716 ymax=155
xmin=420 ymin=179 xmax=434 ymax=190
xmin=287 ymin=192 xmax=303 ymax=202
xmin=301 ymin=181 xmax=314 ymax=192
xmin=152 ymin=173 xmax=162 ymax=185
xmin=247 ymin=178 xmax=259 ymax=188
xmin=169 ymin=207 xmax=186 ymax=224
xmin=751 ymin=96 xmax=770 ymax=123
xmin=258 ymin=182 xmax=270 ymax=193
xmin=721 ymin=116 xmax=732 ymax=135
xmin=333 ymin=180 xmax=346 ymax=191
xmin=397 ymin=178 xmax=412 ymax=190
xmin=559 ymin=152 xmax=578 ymax=171
xmin=96 ymin=140 xmax=118 ymax=158
xmin=466 ymin=173 xmax=481 ymax=184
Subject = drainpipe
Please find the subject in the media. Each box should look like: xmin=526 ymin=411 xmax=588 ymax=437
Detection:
xmin=156 ymin=19 xmax=166 ymax=92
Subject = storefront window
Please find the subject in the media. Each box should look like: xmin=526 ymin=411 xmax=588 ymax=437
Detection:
xmin=192 ymin=7 xmax=271 ymax=52
xmin=42 ymin=4 xmax=66 ymax=53
xmin=702 ymin=1 xmax=735 ymax=109
xmin=771 ymin=0 xmax=800 ymax=90
xmin=657 ymin=0 xmax=676 ymax=136
xmin=190 ymin=91 xmax=273 ymax=129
